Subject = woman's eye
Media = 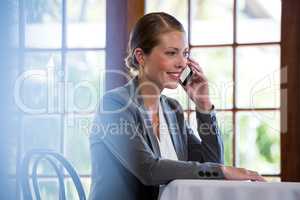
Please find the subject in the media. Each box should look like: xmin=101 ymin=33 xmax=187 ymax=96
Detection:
xmin=166 ymin=51 xmax=176 ymax=56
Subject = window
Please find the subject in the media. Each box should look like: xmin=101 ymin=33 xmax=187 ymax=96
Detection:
xmin=146 ymin=0 xmax=281 ymax=180
xmin=15 ymin=0 xmax=106 ymax=198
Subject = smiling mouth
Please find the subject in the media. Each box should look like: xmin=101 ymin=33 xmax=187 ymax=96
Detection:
xmin=167 ymin=72 xmax=181 ymax=80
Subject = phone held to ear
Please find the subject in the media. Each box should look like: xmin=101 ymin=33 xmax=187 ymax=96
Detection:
xmin=179 ymin=66 xmax=193 ymax=86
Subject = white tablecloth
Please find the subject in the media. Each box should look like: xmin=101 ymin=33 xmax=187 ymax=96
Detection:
xmin=159 ymin=180 xmax=300 ymax=200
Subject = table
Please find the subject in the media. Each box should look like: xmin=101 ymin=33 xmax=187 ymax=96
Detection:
xmin=159 ymin=180 xmax=300 ymax=200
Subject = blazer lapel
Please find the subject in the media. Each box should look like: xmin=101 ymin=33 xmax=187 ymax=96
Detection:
xmin=138 ymin=106 xmax=162 ymax=158
xmin=160 ymin=96 xmax=184 ymax=160
xmin=129 ymin=77 xmax=161 ymax=158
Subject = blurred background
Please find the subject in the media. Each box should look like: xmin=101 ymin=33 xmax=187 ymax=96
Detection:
xmin=2 ymin=0 xmax=300 ymax=199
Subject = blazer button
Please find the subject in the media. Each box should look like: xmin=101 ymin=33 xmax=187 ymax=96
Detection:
xmin=211 ymin=115 xmax=216 ymax=121
xmin=212 ymin=172 xmax=219 ymax=177
xmin=205 ymin=171 xmax=211 ymax=177
xmin=198 ymin=171 xmax=205 ymax=177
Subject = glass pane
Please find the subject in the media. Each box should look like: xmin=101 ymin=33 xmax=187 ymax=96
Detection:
xmin=236 ymin=111 xmax=280 ymax=174
xmin=236 ymin=45 xmax=280 ymax=108
xmin=64 ymin=114 xmax=93 ymax=174
xmin=184 ymin=111 xmax=189 ymax=121
xmin=66 ymin=51 xmax=105 ymax=114
xmin=22 ymin=115 xmax=61 ymax=176
xmin=216 ymin=112 xmax=233 ymax=166
xmin=237 ymin=0 xmax=281 ymax=43
xmin=189 ymin=111 xmax=232 ymax=165
xmin=25 ymin=0 xmax=62 ymax=48
xmin=191 ymin=0 xmax=233 ymax=45
xmin=189 ymin=112 xmax=201 ymax=141
xmin=162 ymin=87 xmax=189 ymax=110
xmin=12 ymin=0 xmax=19 ymax=48
xmin=190 ymin=47 xmax=233 ymax=109
xmin=264 ymin=176 xmax=281 ymax=182
xmin=8 ymin=178 xmax=17 ymax=200
xmin=7 ymin=122 xmax=18 ymax=175
xmin=28 ymin=158 xmax=60 ymax=176
xmin=19 ymin=52 xmax=62 ymax=114
xmin=24 ymin=52 xmax=62 ymax=70
xmin=17 ymin=71 xmax=48 ymax=113
xmin=66 ymin=177 xmax=91 ymax=199
xmin=36 ymin=178 xmax=59 ymax=199
xmin=22 ymin=115 xmax=61 ymax=153
xmin=67 ymin=0 xmax=106 ymax=48
xmin=145 ymin=0 xmax=188 ymax=30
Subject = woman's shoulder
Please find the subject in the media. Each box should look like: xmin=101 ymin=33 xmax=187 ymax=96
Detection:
xmin=98 ymin=80 xmax=138 ymax=113
xmin=102 ymin=80 xmax=134 ymax=102
xmin=103 ymin=86 xmax=129 ymax=100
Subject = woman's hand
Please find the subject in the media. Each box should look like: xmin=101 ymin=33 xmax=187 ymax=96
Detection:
xmin=183 ymin=58 xmax=212 ymax=112
xmin=221 ymin=166 xmax=266 ymax=182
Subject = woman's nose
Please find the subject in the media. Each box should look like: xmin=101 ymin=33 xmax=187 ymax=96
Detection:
xmin=176 ymin=55 xmax=187 ymax=69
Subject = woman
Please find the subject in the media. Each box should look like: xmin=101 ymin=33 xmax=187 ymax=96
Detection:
xmin=89 ymin=12 xmax=265 ymax=200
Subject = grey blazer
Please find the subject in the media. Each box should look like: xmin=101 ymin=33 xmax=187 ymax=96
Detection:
xmin=89 ymin=76 xmax=225 ymax=200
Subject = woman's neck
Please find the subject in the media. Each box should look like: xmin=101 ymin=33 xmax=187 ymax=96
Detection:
xmin=137 ymin=75 xmax=162 ymax=113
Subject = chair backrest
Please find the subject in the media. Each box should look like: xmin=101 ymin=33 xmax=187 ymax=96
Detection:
xmin=19 ymin=149 xmax=86 ymax=200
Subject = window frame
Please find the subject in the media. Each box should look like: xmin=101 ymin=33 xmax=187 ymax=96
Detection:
xmin=16 ymin=0 xmax=107 ymax=198
xmin=144 ymin=0 xmax=282 ymax=178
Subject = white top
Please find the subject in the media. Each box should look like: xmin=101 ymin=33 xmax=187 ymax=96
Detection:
xmin=157 ymin=101 xmax=178 ymax=160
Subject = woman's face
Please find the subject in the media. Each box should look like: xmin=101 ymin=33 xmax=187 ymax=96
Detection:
xmin=141 ymin=31 xmax=189 ymax=90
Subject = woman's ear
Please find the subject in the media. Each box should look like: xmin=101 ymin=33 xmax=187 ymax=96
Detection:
xmin=133 ymin=48 xmax=145 ymax=66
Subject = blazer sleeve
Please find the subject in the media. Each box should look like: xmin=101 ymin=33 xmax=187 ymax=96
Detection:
xmin=90 ymin=92 xmax=225 ymax=186
xmin=187 ymin=110 xmax=224 ymax=164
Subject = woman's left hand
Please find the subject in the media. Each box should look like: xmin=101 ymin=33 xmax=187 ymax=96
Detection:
xmin=183 ymin=58 xmax=212 ymax=112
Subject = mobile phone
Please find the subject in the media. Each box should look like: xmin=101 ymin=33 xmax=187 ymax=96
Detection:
xmin=179 ymin=66 xmax=193 ymax=86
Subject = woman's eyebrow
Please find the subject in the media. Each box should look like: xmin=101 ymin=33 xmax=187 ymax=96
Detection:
xmin=166 ymin=47 xmax=189 ymax=51
xmin=166 ymin=47 xmax=179 ymax=51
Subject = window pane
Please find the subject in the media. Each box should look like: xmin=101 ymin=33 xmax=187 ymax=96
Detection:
xmin=264 ymin=176 xmax=281 ymax=182
xmin=145 ymin=0 xmax=188 ymax=30
xmin=216 ymin=112 xmax=233 ymax=166
xmin=237 ymin=0 xmax=281 ymax=43
xmin=18 ymin=71 xmax=48 ymax=112
xmin=67 ymin=0 xmax=106 ymax=48
xmin=64 ymin=114 xmax=93 ymax=174
xmin=20 ymin=52 xmax=62 ymax=114
xmin=24 ymin=52 xmax=62 ymax=70
xmin=25 ymin=0 xmax=62 ymax=48
xmin=12 ymin=0 xmax=19 ymax=48
xmin=162 ymin=87 xmax=189 ymax=110
xmin=188 ymin=112 xmax=201 ymax=141
xmin=66 ymin=177 xmax=91 ymax=199
xmin=22 ymin=115 xmax=61 ymax=152
xmin=184 ymin=111 xmax=189 ymax=121
xmin=36 ymin=178 xmax=59 ymax=199
xmin=190 ymin=0 xmax=233 ymax=45
xmin=8 ymin=122 xmax=18 ymax=175
xmin=236 ymin=45 xmax=280 ymax=108
xmin=28 ymin=158 xmax=61 ymax=176
xmin=189 ymin=111 xmax=232 ymax=165
xmin=66 ymin=51 xmax=105 ymax=114
xmin=190 ymin=47 xmax=233 ymax=109
xmin=236 ymin=111 xmax=280 ymax=174
xmin=8 ymin=179 xmax=17 ymax=200
xmin=22 ymin=115 xmax=61 ymax=175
